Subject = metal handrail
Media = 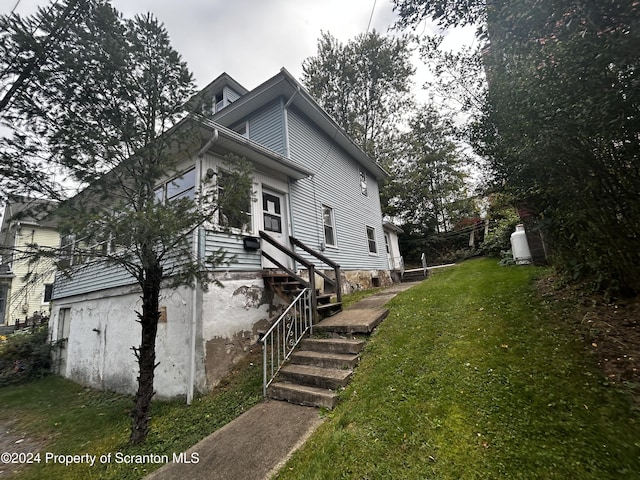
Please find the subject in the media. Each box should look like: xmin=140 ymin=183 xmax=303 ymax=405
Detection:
xmin=259 ymin=288 xmax=313 ymax=397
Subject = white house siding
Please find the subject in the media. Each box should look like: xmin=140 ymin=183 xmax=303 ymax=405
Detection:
xmin=5 ymin=226 xmax=59 ymax=324
xmin=286 ymin=107 xmax=388 ymax=274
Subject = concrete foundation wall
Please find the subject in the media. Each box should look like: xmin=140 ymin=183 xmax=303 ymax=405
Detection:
xmin=49 ymin=268 xmax=390 ymax=399
xmin=200 ymin=273 xmax=284 ymax=391
xmin=50 ymin=285 xmax=194 ymax=399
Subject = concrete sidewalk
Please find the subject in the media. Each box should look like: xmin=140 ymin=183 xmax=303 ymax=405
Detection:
xmin=145 ymin=281 xmax=420 ymax=480
xmin=145 ymin=400 xmax=323 ymax=480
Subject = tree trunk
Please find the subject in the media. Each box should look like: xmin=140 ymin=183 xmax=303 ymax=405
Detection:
xmin=129 ymin=257 xmax=162 ymax=445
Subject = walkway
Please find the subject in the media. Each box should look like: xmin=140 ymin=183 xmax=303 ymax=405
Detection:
xmin=145 ymin=281 xmax=420 ymax=480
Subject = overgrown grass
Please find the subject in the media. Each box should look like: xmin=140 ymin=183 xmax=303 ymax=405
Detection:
xmin=0 ymin=349 xmax=263 ymax=479
xmin=276 ymin=258 xmax=640 ymax=479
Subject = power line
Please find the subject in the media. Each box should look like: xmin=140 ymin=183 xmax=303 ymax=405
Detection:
xmin=366 ymin=0 xmax=377 ymax=33
xmin=11 ymin=0 xmax=22 ymax=14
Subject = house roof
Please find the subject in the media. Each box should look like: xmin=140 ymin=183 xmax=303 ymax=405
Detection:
xmin=210 ymin=68 xmax=389 ymax=181
xmin=383 ymin=221 xmax=404 ymax=234
xmin=186 ymin=72 xmax=250 ymax=112
xmin=0 ymin=196 xmax=59 ymax=231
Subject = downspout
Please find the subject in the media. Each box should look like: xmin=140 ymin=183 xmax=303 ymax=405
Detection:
xmin=188 ymin=129 xmax=219 ymax=405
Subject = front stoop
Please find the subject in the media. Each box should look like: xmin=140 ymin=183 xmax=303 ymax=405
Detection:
xmin=314 ymin=308 xmax=389 ymax=334
xmin=266 ymin=309 xmax=388 ymax=409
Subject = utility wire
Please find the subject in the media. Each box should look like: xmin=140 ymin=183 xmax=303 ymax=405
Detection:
xmin=366 ymin=0 xmax=377 ymax=33
xmin=11 ymin=0 xmax=22 ymax=14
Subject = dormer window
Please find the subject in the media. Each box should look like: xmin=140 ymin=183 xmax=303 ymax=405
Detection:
xmin=215 ymin=93 xmax=224 ymax=113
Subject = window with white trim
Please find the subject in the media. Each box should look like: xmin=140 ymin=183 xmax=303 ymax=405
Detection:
xmin=43 ymin=284 xmax=53 ymax=304
xmin=366 ymin=226 xmax=377 ymax=254
xmin=217 ymin=169 xmax=252 ymax=232
xmin=154 ymin=168 xmax=196 ymax=203
xmin=322 ymin=205 xmax=336 ymax=247
xmin=359 ymin=169 xmax=368 ymax=196
xmin=262 ymin=192 xmax=282 ymax=233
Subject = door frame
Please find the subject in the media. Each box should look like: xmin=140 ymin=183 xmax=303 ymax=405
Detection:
xmin=260 ymin=186 xmax=293 ymax=270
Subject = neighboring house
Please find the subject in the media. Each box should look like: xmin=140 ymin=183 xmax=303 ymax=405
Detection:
xmin=383 ymin=221 xmax=404 ymax=280
xmin=48 ymin=68 xmax=397 ymax=398
xmin=0 ymin=197 xmax=59 ymax=328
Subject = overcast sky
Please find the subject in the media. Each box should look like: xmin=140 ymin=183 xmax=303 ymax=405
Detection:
xmin=0 ymin=0 xmax=476 ymax=218
xmin=3 ymin=0 xmax=474 ymax=92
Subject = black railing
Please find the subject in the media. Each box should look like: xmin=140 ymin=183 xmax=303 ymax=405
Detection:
xmin=258 ymin=232 xmax=343 ymax=320
xmin=288 ymin=236 xmax=342 ymax=305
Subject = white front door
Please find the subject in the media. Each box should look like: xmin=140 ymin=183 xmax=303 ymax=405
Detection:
xmin=261 ymin=188 xmax=292 ymax=269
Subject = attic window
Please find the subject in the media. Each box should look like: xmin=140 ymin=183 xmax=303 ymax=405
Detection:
xmin=359 ymin=169 xmax=368 ymax=196
xmin=215 ymin=93 xmax=224 ymax=112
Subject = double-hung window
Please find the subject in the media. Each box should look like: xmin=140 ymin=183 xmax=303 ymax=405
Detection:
xmin=359 ymin=169 xmax=368 ymax=196
xmin=322 ymin=205 xmax=336 ymax=247
xmin=217 ymin=170 xmax=252 ymax=232
xmin=366 ymin=226 xmax=377 ymax=254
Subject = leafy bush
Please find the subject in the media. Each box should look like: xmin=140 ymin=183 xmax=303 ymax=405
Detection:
xmin=0 ymin=323 xmax=52 ymax=386
xmin=480 ymin=209 xmax=520 ymax=257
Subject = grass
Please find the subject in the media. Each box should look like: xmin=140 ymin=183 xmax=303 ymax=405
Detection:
xmin=276 ymin=258 xmax=640 ymax=479
xmin=0 ymin=349 xmax=263 ymax=479
xmin=3 ymin=260 xmax=639 ymax=479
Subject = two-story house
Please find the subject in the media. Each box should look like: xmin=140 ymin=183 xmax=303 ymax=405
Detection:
xmin=0 ymin=197 xmax=59 ymax=329
xmin=48 ymin=68 xmax=399 ymax=399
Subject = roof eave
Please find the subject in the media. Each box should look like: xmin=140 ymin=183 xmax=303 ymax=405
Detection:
xmin=195 ymin=117 xmax=313 ymax=180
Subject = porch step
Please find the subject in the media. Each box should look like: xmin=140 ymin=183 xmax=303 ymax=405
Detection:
xmin=315 ymin=308 xmax=389 ymax=334
xmin=300 ymin=337 xmax=365 ymax=355
xmin=267 ymin=382 xmax=338 ymax=409
xmin=317 ymin=302 xmax=343 ymax=318
xmin=279 ymin=364 xmax=352 ymax=390
xmin=290 ymin=350 xmax=359 ymax=369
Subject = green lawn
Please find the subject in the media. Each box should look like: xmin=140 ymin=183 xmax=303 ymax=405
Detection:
xmin=276 ymin=258 xmax=640 ymax=479
xmin=2 ymin=259 xmax=639 ymax=479
xmin=0 ymin=350 xmax=263 ymax=480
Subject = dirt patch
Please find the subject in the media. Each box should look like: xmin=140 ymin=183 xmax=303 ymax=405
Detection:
xmin=537 ymin=275 xmax=640 ymax=406
xmin=0 ymin=418 xmax=49 ymax=478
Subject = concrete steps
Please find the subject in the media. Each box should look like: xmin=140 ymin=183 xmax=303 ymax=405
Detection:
xmin=266 ymin=308 xmax=388 ymax=409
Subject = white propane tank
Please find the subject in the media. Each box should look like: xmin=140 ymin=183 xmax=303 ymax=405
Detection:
xmin=510 ymin=224 xmax=532 ymax=265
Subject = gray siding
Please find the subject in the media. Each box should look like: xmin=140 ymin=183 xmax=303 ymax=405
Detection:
xmin=224 ymin=86 xmax=241 ymax=104
xmin=53 ymin=229 xmax=262 ymax=300
xmin=52 ymin=262 xmax=135 ymax=299
xmin=287 ymin=107 xmax=388 ymax=271
xmin=248 ymin=100 xmax=286 ymax=156
xmin=204 ymin=230 xmax=261 ymax=271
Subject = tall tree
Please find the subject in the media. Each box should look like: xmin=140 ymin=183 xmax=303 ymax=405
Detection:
xmin=390 ymin=107 xmax=475 ymax=236
xmin=0 ymin=1 xmax=252 ymax=444
xmin=301 ymin=30 xmax=415 ymax=161
xmin=394 ymin=0 xmax=640 ymax=295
